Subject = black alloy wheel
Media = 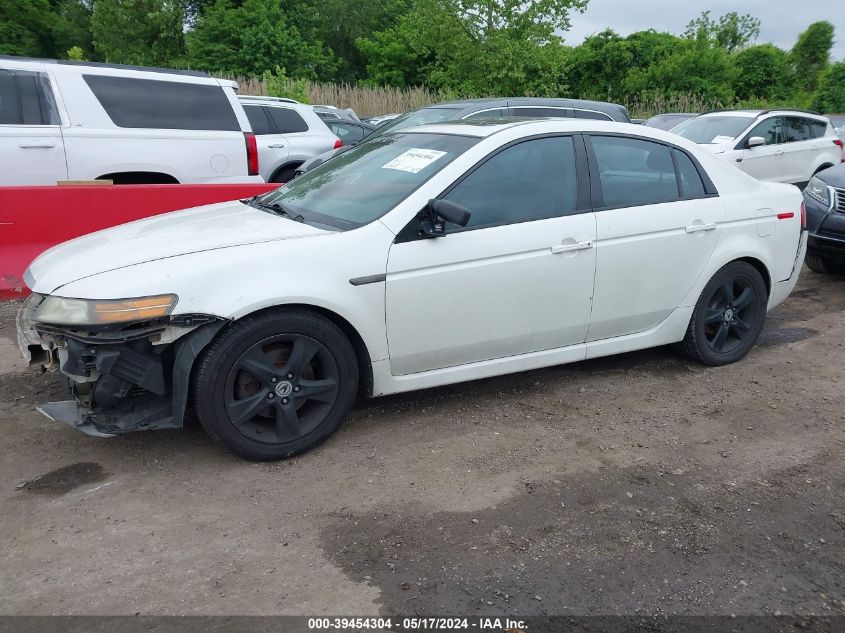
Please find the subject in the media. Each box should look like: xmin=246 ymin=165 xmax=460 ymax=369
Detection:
xmin=679 ymin=261 xmax=768 ymax=366
xmin=193 ymin=309 xmax=358 ymax=460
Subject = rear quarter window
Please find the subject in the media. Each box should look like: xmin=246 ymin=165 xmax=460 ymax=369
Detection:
xmin=267 ymin=107 xmax=309 ymax=133
xmin=83 ymin=74 xmax=240 ymax=131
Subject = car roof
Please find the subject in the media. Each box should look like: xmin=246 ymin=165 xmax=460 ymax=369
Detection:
xmin=397 ymin=117 xmax=645 ymax=139
xmin=425 ymin=97 xmax=628 ymax=117
xmin=0 ymin=54 xmax=209 ymax=77
xmin=697 ymin=109 xmax=828 ymax=122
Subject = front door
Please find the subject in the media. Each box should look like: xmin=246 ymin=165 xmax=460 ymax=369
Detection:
xmin=386 ymin=135 xmax=596 ymax=375
xmin=585 ymin=135 xmax=725 ymax=341
xmin=733 ymin=116 xmax=786 ymax=182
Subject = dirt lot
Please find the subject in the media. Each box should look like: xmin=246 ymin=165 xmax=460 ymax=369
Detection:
xmin=0 ymin=269 xmax=843 ymax=617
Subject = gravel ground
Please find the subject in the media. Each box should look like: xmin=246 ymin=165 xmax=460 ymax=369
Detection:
xmin=0 ymin=268 xmax=842 ymax=617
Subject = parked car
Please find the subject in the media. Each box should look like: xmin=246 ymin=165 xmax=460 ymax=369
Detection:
xmin=324 ymin=119 xmax=376 ymax=146
xmin=238 ymin=96 xmax=342 ymax=183
xmin=364 ymin=113 xmax=401 ymax=127
xmin=312 ymin=105 xmax=361 ymax=122
xmin=643 ymin=113 xmax=697 ymax=130
xmin=828 ymin=114 xmax=845 ymax=141
xmin=0 ymin=56 xmax=262 ymax=185
xmin=297 ymin=97 xmax=632 ymax=174
xmin=803 ymin=163 xmax=845 ymax=274
xmin=20 ymin=119 xmax=806 ymax=460
xmin=672 ymin=109 xmax=842 ymax=185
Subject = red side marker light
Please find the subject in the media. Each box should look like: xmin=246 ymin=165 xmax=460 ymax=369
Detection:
xmin=333 ymin=139 xmax=344 ymax=149
xmin=777 ymin=212 xmax=795 ymax=220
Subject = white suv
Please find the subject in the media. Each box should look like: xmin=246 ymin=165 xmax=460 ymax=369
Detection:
xmin=0 ymin=56 xmax=262 ymax=185
xmin=672 ymin=109 xmax=842 ymax=185
xmin=238 ymin=96 xmax=341 ymax=183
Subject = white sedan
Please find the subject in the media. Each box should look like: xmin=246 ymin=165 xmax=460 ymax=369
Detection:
xmin=19 ymin=119 xmax=807 ymax=460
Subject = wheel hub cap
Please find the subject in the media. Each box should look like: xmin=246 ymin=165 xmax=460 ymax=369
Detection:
xmin=723 ymin=308 xmax=734 ymax=322
xmin=274 ymin=380 xmax=294 ymax=398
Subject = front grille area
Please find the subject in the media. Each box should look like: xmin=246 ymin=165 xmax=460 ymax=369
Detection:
xmin=835 ymin=187 xmax=845 ymax=212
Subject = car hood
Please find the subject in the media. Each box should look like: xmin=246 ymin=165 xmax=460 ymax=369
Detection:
xmin=28 ymin=200 xmax=331 ymax=294
xmin=694 ymin=141 xmax=735 ymax=155
xmin=817 ymin=162 xmax=845 ymax=187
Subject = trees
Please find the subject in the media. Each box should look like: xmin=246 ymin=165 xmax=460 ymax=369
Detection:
xmin=733 ymin=44 xmax=794 ymax=102
xmin=0 ymin=0 xmax=55 ymax=56
xmin=812 ymin=62 xmax=845 ymax=113
xmin=186 ymin=0 xmax=335 ymax=79
xmin=791 ymin=21 xmax=834 ymax=94
xmin=357 ymin=0 xmax=585 ymax=95
xmin=91 ymin=0 xmax=185 ymax=65
xmin=683 ymin=11 xmax=761 ymax=53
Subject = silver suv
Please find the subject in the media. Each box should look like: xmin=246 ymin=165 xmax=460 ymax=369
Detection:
xmin=238 ymin=96 xmax=341 ymax=183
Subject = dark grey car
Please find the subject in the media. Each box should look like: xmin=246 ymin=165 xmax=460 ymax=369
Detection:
xmin=297 ymin=97 xmax=631 ymax=174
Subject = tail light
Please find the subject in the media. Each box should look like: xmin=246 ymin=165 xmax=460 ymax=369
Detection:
xmin=801 ymin=201 xmax=806 ymax=230
xmin=834 ymin=139 xmax=844 ymax=162
xmin=244 ymin=132 xmax=259 ymax=176
xmin=333 ymin=139 xmax=344 ymax=150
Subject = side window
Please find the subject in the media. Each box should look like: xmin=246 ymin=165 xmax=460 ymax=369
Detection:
xmin=244 ymin=105 xmax=273 ymax=135
xmin=0 ymin=69 xmax=59 ymax=125
xmin=83 ymin=75 xmax=239 ymax=131
xmin=809 ymin=120 xmax=827 ymax=139
xmin=266 ymin=107 xmax=309 ymax=133
xmin=442 ymin=136 xmax=578 ymax=229
xmin=463 ymin=108 xmax=507 ymax=120
xmin=510 ymin=107 xmax=573 ymax=118
xmin=575 ymin=109 xmax=613 ymax=121
xmin=784 ymin=117 xmax=811 ymax=143
xmin=674 ymin=150 xmax=706 ymax=199
xmin=591 ymin=136 xmax=679 ymax=207
xmin=747 ymin=117 xmax=783 ymax=145
xmin=330 ymin=122 xmax=366 ymax=143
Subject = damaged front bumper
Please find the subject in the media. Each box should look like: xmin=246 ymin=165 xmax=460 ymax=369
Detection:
xmin=18 ymin=294 xmax=226 ymax=437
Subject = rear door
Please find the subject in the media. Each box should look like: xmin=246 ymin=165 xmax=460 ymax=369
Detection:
xmin=781 ymin=116 xmax=817 ymax=184
xmin=244 ymin=104 xmax=289 ymax=180
xmin=585 ymin=134 xmax=725 ymax=341
xmin=0 ymin=68 xmax=67 ymax=185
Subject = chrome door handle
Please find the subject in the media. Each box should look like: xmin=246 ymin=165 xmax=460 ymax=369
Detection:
xmin=551 ymin=240 xmax=593 ymax=254
xmin=267 ymin=144 xmax=286 ymax=148
xmin=18 ymin=144 xmax=56 ymax=149
xmin=685 ymin=222 xmax=717 ymax=233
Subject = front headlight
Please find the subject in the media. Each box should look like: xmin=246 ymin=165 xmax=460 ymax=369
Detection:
xmin=34 ymin=294 xmax=178 ymax=326
xmin=805 ymin=177 xmax=831 ymax=208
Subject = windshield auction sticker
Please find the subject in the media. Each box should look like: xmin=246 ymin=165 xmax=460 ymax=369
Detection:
xmin=382 ymin=148 xmax=447 ymax=173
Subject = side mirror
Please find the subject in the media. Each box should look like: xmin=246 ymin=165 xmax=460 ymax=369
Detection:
xmin=747 ymin=136 xmax=766 ymax=148
xmin=420 ymin=199 xmax=471 ymax=238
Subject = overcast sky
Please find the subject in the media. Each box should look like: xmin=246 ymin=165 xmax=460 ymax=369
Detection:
xmin=563 ymin=0 xmax=845 ymax=61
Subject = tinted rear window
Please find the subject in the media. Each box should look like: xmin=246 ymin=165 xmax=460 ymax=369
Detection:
xmin=244 ymin=105 xmax=272 ymax=135
xmin=809 ymin=120 xmax=828 ymax=139
xmin=267 ymin=107 xmax=309 ymax=133
xmin=0 ymin=69 xmax=59 ymax=125
xmin=575 ymin=109 xmax=613 ymax=121
xmin=83 ymin=75 xmax=239 ymax=131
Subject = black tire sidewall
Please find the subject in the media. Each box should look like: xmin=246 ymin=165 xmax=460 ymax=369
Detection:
xmin=193 ymin=310 xmax=358 ymax=460
xmin=689 ymin=262 xmax=768 ymax=366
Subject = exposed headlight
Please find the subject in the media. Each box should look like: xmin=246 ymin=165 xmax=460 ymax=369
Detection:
xmin=34 ymin=295 xmax=178 ymax=326
xmin=805 ymin=177 xmax=831 ymax=208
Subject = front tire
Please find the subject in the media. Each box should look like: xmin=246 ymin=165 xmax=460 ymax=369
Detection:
xmin=678 ymin=262 xmax=768 ymax=366
xmin=193 ymin=309 xmax=358 ymax=460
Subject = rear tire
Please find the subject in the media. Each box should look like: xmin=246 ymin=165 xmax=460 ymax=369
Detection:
xmin=270 ymin=165 xmax=299 ymax=184
xmin=678 ymin=262 xmax=768 ymax=366
xmin=192 ymin=309 xmax=358 ymax=461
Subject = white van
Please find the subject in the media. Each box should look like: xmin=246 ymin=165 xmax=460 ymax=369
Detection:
xmin=0 ymin=56 xmax=263 ymax=185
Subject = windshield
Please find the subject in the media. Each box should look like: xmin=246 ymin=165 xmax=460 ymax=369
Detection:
xmin=361 ymin=107 xmax=463 ymax=142
xmin=645 ymin=114 xmax=693 ymax=131
xmin=672 ymin=115 xmax=752 ymax=144
xmin=256 ymin=132 xmax=478 ymax=229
